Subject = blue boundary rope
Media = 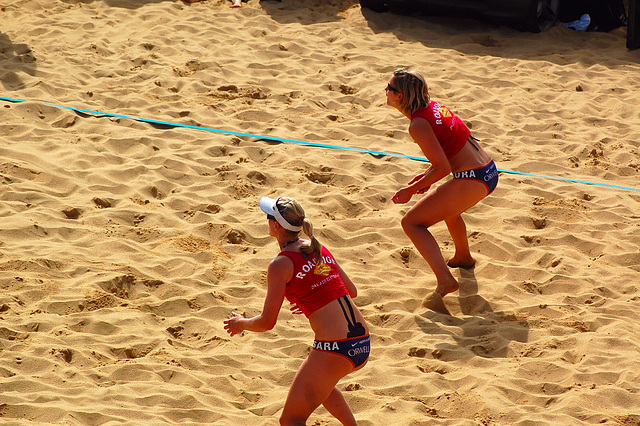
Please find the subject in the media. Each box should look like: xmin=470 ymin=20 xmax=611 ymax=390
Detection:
xmin=2 ymin=95 xmax=639 ymax=193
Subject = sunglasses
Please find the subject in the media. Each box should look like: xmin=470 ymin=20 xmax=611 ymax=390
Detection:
xmin=386 ymin=83 xmax=400 ymax=93
xmin=266 ymin=214 xmax=276 ymax=221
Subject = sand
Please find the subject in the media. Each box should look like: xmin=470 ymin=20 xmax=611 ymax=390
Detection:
xmin=1 ymin=0 xmax=640 ymax=424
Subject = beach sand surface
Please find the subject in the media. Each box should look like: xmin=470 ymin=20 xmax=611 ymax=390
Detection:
xmin=1 ymin=0 xmax=640 ymax=424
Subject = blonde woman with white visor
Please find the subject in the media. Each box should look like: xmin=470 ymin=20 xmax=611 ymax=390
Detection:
xmin=224 ymin=196 xmax=369 ymax=426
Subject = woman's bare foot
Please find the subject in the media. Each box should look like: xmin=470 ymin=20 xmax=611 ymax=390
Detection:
xmin=230 ymin=0 xmax=242 ymax=7
xmin=436 ymin=280 xmax=459 ymax=297
xmin=447 ymin=256 xmax=476 ymax=269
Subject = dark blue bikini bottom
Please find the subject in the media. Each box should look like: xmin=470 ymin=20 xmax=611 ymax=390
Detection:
xmin=313 ymin=334 xmax=370 ymax=368
xmin=453 ymin=159 xmax=499 ymax=195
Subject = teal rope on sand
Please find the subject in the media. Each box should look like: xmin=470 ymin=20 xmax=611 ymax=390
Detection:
xmin=1 ymin=95 xmax=638 ymax=193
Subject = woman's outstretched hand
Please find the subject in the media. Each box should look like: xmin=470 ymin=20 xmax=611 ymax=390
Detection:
xmin=415 ymin=186 xmax=430 ymax=195
xmin=408 ymin=173 xmax=430 ymax=195
xmin=392 ymin=188 xmax=413 ymax=204
xmin=408 ymin=172 xmax=425 ymax=185
xmin=393 ymin=173 xmax=430 ymax=204
xmin=223 ymin=311 xmax=245 ymax=336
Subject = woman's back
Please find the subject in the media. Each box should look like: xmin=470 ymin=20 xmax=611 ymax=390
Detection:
xmin=276 ymin=243 xmax=368 ymax=342
xmin=449 ymin=137 xmax=493 ymax=173
xmin=307 ymin=296 xmax=369 ymax=341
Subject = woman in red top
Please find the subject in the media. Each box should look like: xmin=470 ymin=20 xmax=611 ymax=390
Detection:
xmin=386 ymin=68 xmax=498 ymax=298
xmin=224 ymin=196 xmax=369 ymax=426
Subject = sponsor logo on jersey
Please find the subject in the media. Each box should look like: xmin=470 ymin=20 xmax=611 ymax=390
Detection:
xmin=314 ymin=263 xmax=331 ymax=276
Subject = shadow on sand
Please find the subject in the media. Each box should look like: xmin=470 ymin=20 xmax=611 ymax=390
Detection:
xmin=359 ymin=6 xmax=636 ymax=66
xmin=0 ymin=32 xmax=37 ymax=91
xmin=260 ymin=0 xmax=634 ymax=66
xmin=418 ymin=267 xmax=530 ymax=360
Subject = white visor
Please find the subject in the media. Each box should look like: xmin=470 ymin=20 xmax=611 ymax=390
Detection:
xmin=259 ymin=196 xmax=303 ymax=232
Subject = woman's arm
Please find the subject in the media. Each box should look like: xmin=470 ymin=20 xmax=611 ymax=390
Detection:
xmin=336 ymin=262 xmax=357 ymax=298
xmin=224 ymin=256 xmax=293 ymax=336
xmin=392 ymin=118 xmax=451 ymax=204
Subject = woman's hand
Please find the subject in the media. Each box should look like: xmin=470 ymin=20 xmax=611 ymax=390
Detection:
xmin=415 ymin=185 xmax=430 ymax=195
xmin=408 ymin=173 xmax=431 ymax=195
xmin=223 ymin=311 xmax=246 ymax=336
xmin=393 ymin=172 xmax=431 ymax=203
xmin=408 ymin=172 xmax=425 ymax=185
xmin=392 ymin=187 xmax=414 ymax=204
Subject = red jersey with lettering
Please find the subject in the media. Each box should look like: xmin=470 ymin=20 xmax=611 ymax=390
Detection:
xmin=277 ymin=247 xmax=349 ymax=317
xmin=411 ymin=101 xmax=471 ymax=159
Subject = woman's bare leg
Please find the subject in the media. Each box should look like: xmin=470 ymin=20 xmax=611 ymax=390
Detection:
xmin=400 ymin=180 xmax=486 ymax=296
xmin=445 ymin=214 xmax=476 ymax=268
xmin=322 ymin=386 xmax=357 ymax=425
xmin=280 ymin=350 xmax=355 ymax=426
xmin=401 ymin=217 xmax=459 ymax=295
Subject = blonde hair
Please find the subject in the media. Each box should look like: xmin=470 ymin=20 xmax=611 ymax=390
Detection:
xmin=276 ymin=197 xmax=323 ymax=262
xmin=392 ymin=68 xmax=430 ymax=116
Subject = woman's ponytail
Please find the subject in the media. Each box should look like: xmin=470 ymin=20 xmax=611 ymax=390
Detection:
xmin=300 ymin=218 xmax=323 ymax=263
xmin=275 ymin=196 xmax=324 ymax=265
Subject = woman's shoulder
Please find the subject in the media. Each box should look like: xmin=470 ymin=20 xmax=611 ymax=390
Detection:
xmin=274 ymin=249 xmax=308 ymax=266
xmin=275 ymin=251 xmax=300 ymax=260
xmin=411 ymin=102 xmax=435 ymax=120
xmin=269 ymin=253 xmax=295 ymax=273
xmin=267 ymin=254 xmax=295 ymax=285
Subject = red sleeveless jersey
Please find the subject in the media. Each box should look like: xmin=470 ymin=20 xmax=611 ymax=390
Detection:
xmin=411 ymin=101 xmax=471 ymax=159
xmin=277 ymin=247 xmax=349 ymax=317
